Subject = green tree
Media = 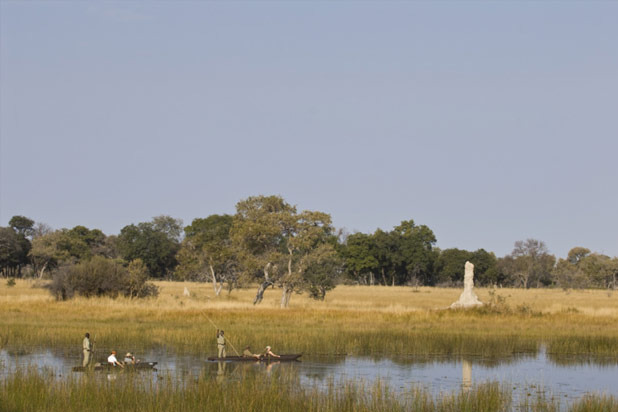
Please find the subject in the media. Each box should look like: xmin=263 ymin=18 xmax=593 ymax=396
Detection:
xmin=500 ymin=239 xmax=555 ymax=288
xmin=9 ymin=216 xmax=35 ymax=238
xmin=176 ymin=214 xmax=236 ymax=295
xmin=64 ymin=226 xmax=106 ymax=261
xmin=339 ymin=220 xmax=437 ymax=287
xmin=553 ymin=247 xmax=592 ymax=289
xmin=0 ymin=216 xmax=36 ymax=277
xmin=117 ymin=218 xmax=181 ymax=278
xmin=302 ymin=243 xmax=342 ymax=300
xmin=231 ymin=195 xmax=293 ymax=304
xmin=469 ymin=249 xmax=500 ymax=285
xmin=391 ymin=220 xmax=438 ymax=286
xmin=0 ymin=227 xmax=26 ymax=277
xmin=28 ymin=231 xmax=71 ymax=278
xmin=152 ymin=215 xmax=184 ymax=242
xmin=579 ymin=253 xmax=618 ymax=289
xmin=434 ymin=248 xmax=471 ymax=285
xmin=279 ymin=210 xmax=336 ymax=307
xmin=567 ymin=247 xmax=591 ymax=265
xmin=231 ymin=195 xmax=338 ymax=307
xmin=27 ymin=226 xmax=110 ymax=278
xmin=435 ymin=248 xmax=499 ymax=286
xmin=339 ymin=232 xmax=379 ymax=284
xmin=373 ymin=229 xmax=398 ymax=286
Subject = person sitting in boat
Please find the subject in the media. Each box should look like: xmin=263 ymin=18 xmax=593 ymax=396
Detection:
xmin=262 ymin=346 xmax=280 ymax=359
xmin=124 ymin=352 xmax=139 ymax=365
xmin=107 ymin=350 xmax=124 ymax=368
xmin=242 ymin=346 xmax=260 ymax=360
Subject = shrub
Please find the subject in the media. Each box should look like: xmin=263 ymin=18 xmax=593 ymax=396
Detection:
xmin=126 ymin=259 xmax=159 ymax=298
xmin=47 ymin=256 xmax=158 ymax=300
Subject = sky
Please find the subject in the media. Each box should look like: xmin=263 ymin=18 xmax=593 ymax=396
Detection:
xmin=1 ymin=1 xmax=617 ymax=259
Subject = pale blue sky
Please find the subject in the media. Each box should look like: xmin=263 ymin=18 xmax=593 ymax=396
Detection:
xmin=1 ymin=1 xmax=617 ymax=258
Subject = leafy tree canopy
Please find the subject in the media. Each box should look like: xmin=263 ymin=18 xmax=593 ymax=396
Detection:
xmin=117 ymin=216 xmax=182 ymax=278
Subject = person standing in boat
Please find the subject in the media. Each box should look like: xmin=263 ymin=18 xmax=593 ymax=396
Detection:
xmin=107 ymin=350 xmax=124 ymax=368
xmin=262 ymin=346 xmax=280 ymax=359
xmin=216 ymin=330 xmax=226 ymax=358
xmin=82 ymin=332 xmax=92 ymax=367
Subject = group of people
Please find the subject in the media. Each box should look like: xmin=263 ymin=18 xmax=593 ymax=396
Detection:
xmin=216 ymin=330 xmax=280 ymax=360
xmin=81 ymin=332 xmax=139 ymax=368
xmin=82 ymin=329 xmax=281 ymax=368
xmin=107 ymin=350 xmax=139 ymax=368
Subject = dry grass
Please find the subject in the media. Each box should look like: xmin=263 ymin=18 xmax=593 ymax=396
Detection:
xmin=1 ymin=280 xmax=617 ymax=357
xmin=2 ymin=280 xmax=617 ymax=314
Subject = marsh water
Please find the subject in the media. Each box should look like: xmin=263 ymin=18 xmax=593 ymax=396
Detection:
xmin=1 ymin=346 xmax=616 ymax=406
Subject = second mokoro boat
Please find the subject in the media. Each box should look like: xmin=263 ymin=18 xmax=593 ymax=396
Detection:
xmin=207 ymin=354 xmax=302 ymax=362
xmin=72 ymin=362 xmax=158 ymax=372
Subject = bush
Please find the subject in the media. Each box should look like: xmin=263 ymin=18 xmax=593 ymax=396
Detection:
xmin=47 ymin=256 xmax=158 ymax=300
xmin=126 ymin=259 xmax=159 ymax=298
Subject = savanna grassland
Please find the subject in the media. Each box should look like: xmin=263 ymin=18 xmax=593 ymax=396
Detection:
xmin=2 ymin=281 xmax=618 ymax=412
xmin=1 ymin=280 xmax=617 ymax=358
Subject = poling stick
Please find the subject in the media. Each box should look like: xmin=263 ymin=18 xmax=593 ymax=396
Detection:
xmin=205 ymin=315 xmax=240 ymax=356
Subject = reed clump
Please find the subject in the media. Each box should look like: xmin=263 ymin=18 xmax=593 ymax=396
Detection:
xmin=569 ymin=394 xmax=617 ymax=412
xmin=1 ymin=369 xmax=615 ymax=412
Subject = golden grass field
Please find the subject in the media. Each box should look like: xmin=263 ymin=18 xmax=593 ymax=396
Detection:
xmin=1 ymin=280 xmax=617 ymax=357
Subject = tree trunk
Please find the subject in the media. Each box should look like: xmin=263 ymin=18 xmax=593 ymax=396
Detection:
xmin=253 ymin=263 xmax=273 ymax=305
xmin=278 ymin=249 xmax=295 ymax=308
xmin=516 ymin=272 xmax=529 ymax=289
xmin=209 ymin=264 xmax=222 ymax=296
xmin=280 ymin=284 xmax=293 ymax=308
xmin=381 ymin=268 xmax=387 ymax=286
xmin=38 ymin=261 xmax=48 ymax=279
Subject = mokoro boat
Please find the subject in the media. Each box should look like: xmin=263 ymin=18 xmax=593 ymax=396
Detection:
xmin=207 ymin=354 xmax=302 ymax=362
xmin=72 ymin=362 xmax=158 ymax=372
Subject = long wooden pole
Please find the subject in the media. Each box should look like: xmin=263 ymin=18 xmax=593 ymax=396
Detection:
xmin=205 ymin=315 xmax=240 ymax=356
xmin=91 ymin=334 xmax=96 ymax=369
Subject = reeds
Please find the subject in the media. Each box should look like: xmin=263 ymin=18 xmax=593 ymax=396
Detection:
xmin=1 ymin=281 xmax=617 ymax=358
xmin=0 ymin=368 xmax=614 ymax=412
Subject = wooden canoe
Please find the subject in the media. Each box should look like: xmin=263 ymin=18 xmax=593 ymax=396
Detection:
xmin=72 ymin=361 xmax=158 ymax=372
xmin=207 ymin=354 xmax=302 ymax=362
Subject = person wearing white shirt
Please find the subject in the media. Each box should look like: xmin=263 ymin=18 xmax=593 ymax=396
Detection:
xmin=107 ymin=350 xmax=124 ymax=368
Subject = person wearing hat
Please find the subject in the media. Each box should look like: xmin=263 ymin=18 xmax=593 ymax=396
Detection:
xmin=107 ymin=350 xmax=124 ymax=368
xmin=216 ymin=330 xmax=226 ymax=358
xmin=82 ymin=333 xmax=92 ymax=367
xmin=123 ymin=352 xmax=138 ymax=365
xmin=262 ymin=346 xmax=280 ymax=359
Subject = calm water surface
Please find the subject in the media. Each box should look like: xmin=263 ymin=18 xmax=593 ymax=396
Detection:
xmin=1 ymin=346 xmax=616 ymax=406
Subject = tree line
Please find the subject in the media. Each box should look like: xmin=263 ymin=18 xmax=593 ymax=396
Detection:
xmin=1 ymin=195 xmax=617 ymax=305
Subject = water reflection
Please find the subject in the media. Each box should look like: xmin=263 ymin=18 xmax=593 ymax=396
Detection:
xmin=462 ymin=359 xmax=471 ymax=392
xmin=214 ymin=361 xmax=223 ymax=383
xmin=547 ymin=352 xmax=618 ymax=367
xmin=1 ymin=346 xmax=617 ymax=404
